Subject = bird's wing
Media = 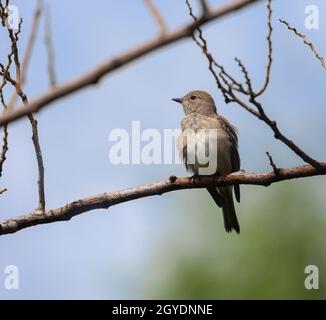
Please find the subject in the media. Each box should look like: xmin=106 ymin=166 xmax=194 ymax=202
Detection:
xmin=215 ymin=115 xmax=241 ymax=203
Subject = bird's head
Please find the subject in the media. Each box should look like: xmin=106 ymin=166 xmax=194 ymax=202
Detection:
xmin=172 ymin=90 xmax=217 ymax=116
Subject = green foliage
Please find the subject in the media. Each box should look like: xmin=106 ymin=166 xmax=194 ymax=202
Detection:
xmin=143 ymin=181 xmax=326 ymax=299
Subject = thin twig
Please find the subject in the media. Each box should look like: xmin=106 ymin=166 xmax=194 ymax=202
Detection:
xmin=7 ymin=0 xmax=42 ymax=110
xmin=279 ymin=19 xmax=326 ymax=69
xmin=44 ymin=2 xmax=56 ymax=87
xmin=185 ymin=0 xmax=232 ymax=102
xmin=266 ymin=151 xmax=279 ymax=175
xmin=144 ymin=0 xmax=168 ymax=35
xmin=5 ymin=9 xmax=46 ymax=211
xmin=254 ymin=0 xmax=272 ymax=97
xmin=0 ymin=3 xmax=18 ymax=181
xmin=185 ymin=0 xmax=322 ymax=170
xmin=0 ymin=124 xmax=8 ymax=177
xmin=235 ymin=57 xmax=254 ymax=95
xmin=0 ymin=163 xmax=325 ymax=236
xmin=0 ymin=187 xmax=7 ymax=195
xmin=199 ymin=0 xmax=209 ymax=14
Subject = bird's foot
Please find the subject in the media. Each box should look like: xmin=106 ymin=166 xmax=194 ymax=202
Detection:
xmin=169 ymin=175 xmax=177 ymax=183
xmin=190 ymin=174 xmax=199 ymax=184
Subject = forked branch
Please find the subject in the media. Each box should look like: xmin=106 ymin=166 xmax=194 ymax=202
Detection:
xmin=0 ymin=0 xmax=262 ymax=127
xmin=185 ymin=0 xmax=322 ymax=170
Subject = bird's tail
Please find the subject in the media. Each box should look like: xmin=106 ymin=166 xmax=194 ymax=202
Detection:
xmin=218 ymin=186 xmax=240 ymax=234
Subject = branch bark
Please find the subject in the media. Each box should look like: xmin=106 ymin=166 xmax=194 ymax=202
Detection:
xmin=0 ymin=163 xmax=325 ymax=236
xmin=0 ymin=0 xmax=261 ymax=127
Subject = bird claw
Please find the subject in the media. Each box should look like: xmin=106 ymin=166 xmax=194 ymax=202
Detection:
xmin=190 ymin=174 xmax=199 ymax=184
xmin=169 ymin=175 xmax=177 ymax=183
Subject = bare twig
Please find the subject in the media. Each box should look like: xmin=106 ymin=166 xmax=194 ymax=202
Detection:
xmin=279 ymin=19 xmax=326 ymax=69
xmin=44 ymin=2 xmax=56 ymax=87
xmin=27 ymin=113 xmax=45 ymax=211
xmin=6 ymin=19 xmax=23 ymax=88
xmin=4 ymin=6 xmax=46 ymax=211
xmin=199 ymin=0 xmax=209 ymax=14
xmin=250 ymin=99 xmax=322 ymax=169
xmin=186 ymin=0 xmax=322 ymax=170
xmin=0 ymin=187 xmax=7 ymax=195
xmin=0 ymin=163 xmax=325 ymax=236
xmin=0 ymin=63 xmax=9 ymax=179
xmin=266 ymin=151 xmax=279 ymax=175
xmin=0 ymin=3 xmax=17 ymax=182
xmin=235 ymin=57 xmax=254 ymax=95
xmin=0 ymin=0 xmax=263 ymax=127
xmin=7 ymin=0 xmax=42 ymax=110
xmin=185 ymin=0 xmax=234 ymax=103
xmin=254 ymin=0 xmax=272 ymax=97
xmin=144 ymin=0 xmax=168 ymax=35
xmin=0 ymin=124 xmax=8 ymax=177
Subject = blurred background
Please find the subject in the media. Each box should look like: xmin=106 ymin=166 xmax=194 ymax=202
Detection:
xmin=0 ymin=0 xmax=326 ymax=299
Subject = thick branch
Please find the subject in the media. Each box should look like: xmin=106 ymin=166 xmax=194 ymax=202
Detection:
xmin=0 ymin=163 xmax=325 ymax=236
xmin=0 ymin=0 xmax=261 ymax=127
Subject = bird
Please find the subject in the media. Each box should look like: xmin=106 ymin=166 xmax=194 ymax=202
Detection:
xmin=172 ymin=90 xmax=241 ymax=233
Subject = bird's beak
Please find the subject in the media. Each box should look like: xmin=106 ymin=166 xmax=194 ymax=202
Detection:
xmin=172 ymin=97 xmax=182 ymax=104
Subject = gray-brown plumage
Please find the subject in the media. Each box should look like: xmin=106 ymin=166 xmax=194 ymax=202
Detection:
xmin=173 ymin=90 xmax=240 ymax=233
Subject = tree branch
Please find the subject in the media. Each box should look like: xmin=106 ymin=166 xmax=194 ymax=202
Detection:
xmin=0 ymin=123 xmax=8 ymax=177
xmin=185 ymin=0 xmax=322 ymax=170
xmin=3 ymin=4 xmax=46 ymax=211
xmin=279 ymin=19 xmax=326 ymax=70
xmin=0 ymin=0 xmax=262 ymax=127
xmin=254 ymin=0 xmax=272 ymax=97
xmin=0 ymin=163 xmax=325 ymax=236
xmin=7 ymin=0 xmax=42 ymax=109
xmin=144 ymin=0 xmax=168 ymax=35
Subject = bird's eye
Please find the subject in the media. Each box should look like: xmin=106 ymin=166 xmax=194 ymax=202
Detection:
xmin=190 ymin=95 xmax=197 ymax=100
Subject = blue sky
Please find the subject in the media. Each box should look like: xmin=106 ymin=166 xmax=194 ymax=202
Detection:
xmin=0 ymin=0 xmax=326 ymax=299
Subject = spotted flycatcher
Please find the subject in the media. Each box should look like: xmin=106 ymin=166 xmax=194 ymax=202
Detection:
xmin=173 ymin=90 xmax=240 ymax=233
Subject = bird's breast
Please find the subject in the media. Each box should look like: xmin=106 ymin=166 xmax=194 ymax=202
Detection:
xmin=177 ymin=115 xmax=232 ymax=175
